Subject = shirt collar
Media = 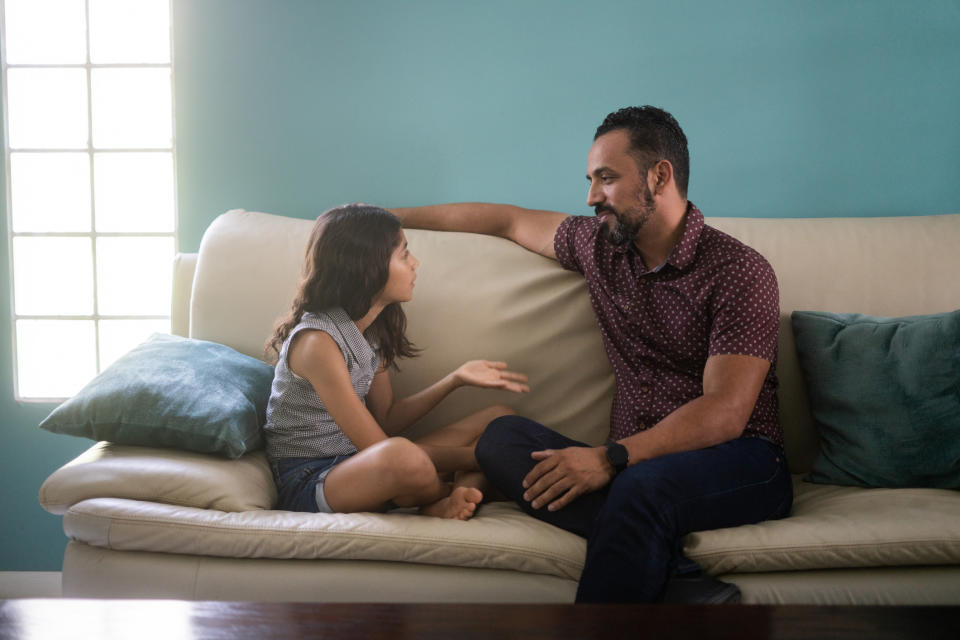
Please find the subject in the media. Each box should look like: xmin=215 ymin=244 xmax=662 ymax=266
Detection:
xmin=610 ymin=201 xmax=704 ymax=272
xmin=666 ymin=202 xmax=704 ymax=271
xmin=324 ymin=307 xmax=379 ymax=358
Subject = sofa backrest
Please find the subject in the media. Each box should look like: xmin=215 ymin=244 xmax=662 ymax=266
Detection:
xmin=177 ymin=210 xmax=960 ymax=473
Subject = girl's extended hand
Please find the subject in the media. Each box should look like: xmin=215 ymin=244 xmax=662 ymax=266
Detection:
xmin=454 ymin=360 xmax=530 ymax=393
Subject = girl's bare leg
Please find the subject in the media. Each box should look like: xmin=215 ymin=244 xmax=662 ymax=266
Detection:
xmin=323 ymin=437 xmax=456 ymax=515
xmin=324 ymin=406 xmax=515 ymax=519
xmin=416 ymin=404 xmax=515 ymax=474
xmin=416 ymin=405 xmax=515 ymax=514
xmin=416 ymin=404 xmax=515 ymax=449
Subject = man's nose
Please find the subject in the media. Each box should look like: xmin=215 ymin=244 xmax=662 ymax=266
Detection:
xmin=587 ymin=182 xmax=603 ymax=207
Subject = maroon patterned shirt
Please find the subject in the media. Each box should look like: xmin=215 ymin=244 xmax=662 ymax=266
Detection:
xmin=554 ymin=203 xmax=783 ymax=448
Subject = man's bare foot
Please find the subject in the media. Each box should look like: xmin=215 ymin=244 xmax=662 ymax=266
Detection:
xmin=420 ymin=486 xmax=483 ymax=520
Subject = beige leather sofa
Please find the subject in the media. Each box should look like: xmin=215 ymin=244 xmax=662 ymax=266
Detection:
xmin=39 ymin=209 xmax=960 ymax=604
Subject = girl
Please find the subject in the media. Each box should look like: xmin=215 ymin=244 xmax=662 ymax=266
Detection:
xmin=264 ymin=204 xmax=528 ymax=520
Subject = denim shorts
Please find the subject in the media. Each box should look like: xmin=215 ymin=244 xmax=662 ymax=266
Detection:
xmin=271 ymin=455 xmax=353 ymax=513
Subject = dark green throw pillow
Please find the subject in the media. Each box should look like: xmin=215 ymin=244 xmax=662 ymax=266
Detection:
xmin=40 ymin=333 xmax=275 ymax=459
xmin=791 ymin=309 xmax=960 ymax=489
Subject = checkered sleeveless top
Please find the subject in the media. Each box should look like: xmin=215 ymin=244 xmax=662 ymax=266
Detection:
xmin=263 ymin=308 xmax=380 ymax=459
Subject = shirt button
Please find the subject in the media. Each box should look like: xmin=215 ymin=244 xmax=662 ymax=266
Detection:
xmin=641 ymin=385 xmax=649 ymax=393
xmin=638 ymin=422 xmax=647 ymax=430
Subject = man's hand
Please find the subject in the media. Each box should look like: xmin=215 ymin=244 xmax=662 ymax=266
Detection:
xmin=522 ymin=446 xmax=613 ymax=511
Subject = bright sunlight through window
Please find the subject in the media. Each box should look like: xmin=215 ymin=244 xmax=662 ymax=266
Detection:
xmin=3 ymin=0 xmax=177 ymax=400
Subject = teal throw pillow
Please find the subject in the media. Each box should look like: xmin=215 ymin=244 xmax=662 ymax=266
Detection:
xmin=791 ymin=309 xmax=960 ymax=489
xmin=40 ymin=333 xmax=275 ymax=459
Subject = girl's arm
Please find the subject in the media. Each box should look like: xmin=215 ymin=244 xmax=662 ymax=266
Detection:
xmin=366 ymin=360 xmax=529 ymax=436
xmin=288 ymin=330 xmax=387 ymax=451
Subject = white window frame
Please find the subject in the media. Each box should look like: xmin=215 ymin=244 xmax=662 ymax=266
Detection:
xmin=2 ymin=0 xmax=178 ymax=402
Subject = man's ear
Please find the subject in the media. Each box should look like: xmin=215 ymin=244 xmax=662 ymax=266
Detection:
xmin=651 ymin=160 xmax=674 ymax=195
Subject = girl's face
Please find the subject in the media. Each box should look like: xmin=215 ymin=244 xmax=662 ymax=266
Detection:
xmin=378 ymin=231 xmax=419 ymax=305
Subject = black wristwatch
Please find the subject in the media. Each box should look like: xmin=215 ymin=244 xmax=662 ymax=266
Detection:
xmin=605 ymin=442 xmax=629 ymax=476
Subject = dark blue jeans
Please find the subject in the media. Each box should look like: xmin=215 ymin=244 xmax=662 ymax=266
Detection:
xmin=475 ymin=415 xmax=793 ymax=603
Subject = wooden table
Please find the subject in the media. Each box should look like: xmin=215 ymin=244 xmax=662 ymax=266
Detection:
xmin=1 ymin=600 xmax=957 ymax=639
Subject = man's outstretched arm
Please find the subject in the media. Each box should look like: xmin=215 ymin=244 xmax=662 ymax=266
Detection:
xmin=390 ymin=203 xmax=569 ymax=260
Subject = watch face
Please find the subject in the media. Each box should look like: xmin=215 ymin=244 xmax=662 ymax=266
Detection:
xmin=606 ymin=443 xmax=628 ymax=470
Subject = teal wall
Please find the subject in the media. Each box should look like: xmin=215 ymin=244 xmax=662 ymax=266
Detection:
xmin=2 ymin=0 xmax=959 ymax=570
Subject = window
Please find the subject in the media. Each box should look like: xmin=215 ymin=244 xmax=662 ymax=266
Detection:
xmin=3 ymin=0 xmax=177 ymax=400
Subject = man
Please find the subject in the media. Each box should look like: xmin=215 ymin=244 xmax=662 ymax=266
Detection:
xmin=391 ymin=106 xmax=793 ymax=603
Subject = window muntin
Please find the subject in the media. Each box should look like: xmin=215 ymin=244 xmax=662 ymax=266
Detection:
xmin=3 ymin=0 xmax=177 ymax=401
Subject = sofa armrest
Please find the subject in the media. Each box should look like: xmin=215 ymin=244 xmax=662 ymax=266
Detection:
xmin=172 ymin=253 xmax=198 ymax=338
xmin=38 ymin=442 xmax=276 ymax=515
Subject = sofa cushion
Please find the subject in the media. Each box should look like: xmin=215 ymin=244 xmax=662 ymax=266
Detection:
xmin=791 ymin=309 xmax=960 ymax=488
xmin=61 ymin=498 xmax=587 ymax=581
xmin=39 ymin=333 xmax=275 ymax=459
xmin=684 ymin=476 xmax=960 ymax=574
xmin=38 ymin=442 xmax=276 ymax=514
xmin=57 ymin=476 xmax=960 ymax=582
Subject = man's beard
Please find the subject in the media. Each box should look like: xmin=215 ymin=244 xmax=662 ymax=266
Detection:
xmin=598 ymin=183 xmax=656 ymax=246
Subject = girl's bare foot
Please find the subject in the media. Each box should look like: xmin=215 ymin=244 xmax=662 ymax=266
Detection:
xmin=420 ymin=486 xmax=483 ymax=520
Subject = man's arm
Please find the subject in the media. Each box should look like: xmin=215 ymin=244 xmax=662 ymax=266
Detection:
xmin=521 ymin=353 xmax=771 ymax=511
xmin=390 ymin=203 xmax=569 ymax=260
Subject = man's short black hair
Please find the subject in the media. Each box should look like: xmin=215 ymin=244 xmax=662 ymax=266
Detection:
xmin=594 ymin=106 xmax=689 ymax=198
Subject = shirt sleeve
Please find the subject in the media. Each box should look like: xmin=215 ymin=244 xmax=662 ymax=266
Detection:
xmin=708 ymin=253 xmax=780 ymax=363
xmin=554 ymin=215 xmax=599 ymax=274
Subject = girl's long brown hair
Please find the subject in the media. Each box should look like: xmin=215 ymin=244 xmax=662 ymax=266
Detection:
xmin=265 ymin=204 xmax=418 ymax=369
